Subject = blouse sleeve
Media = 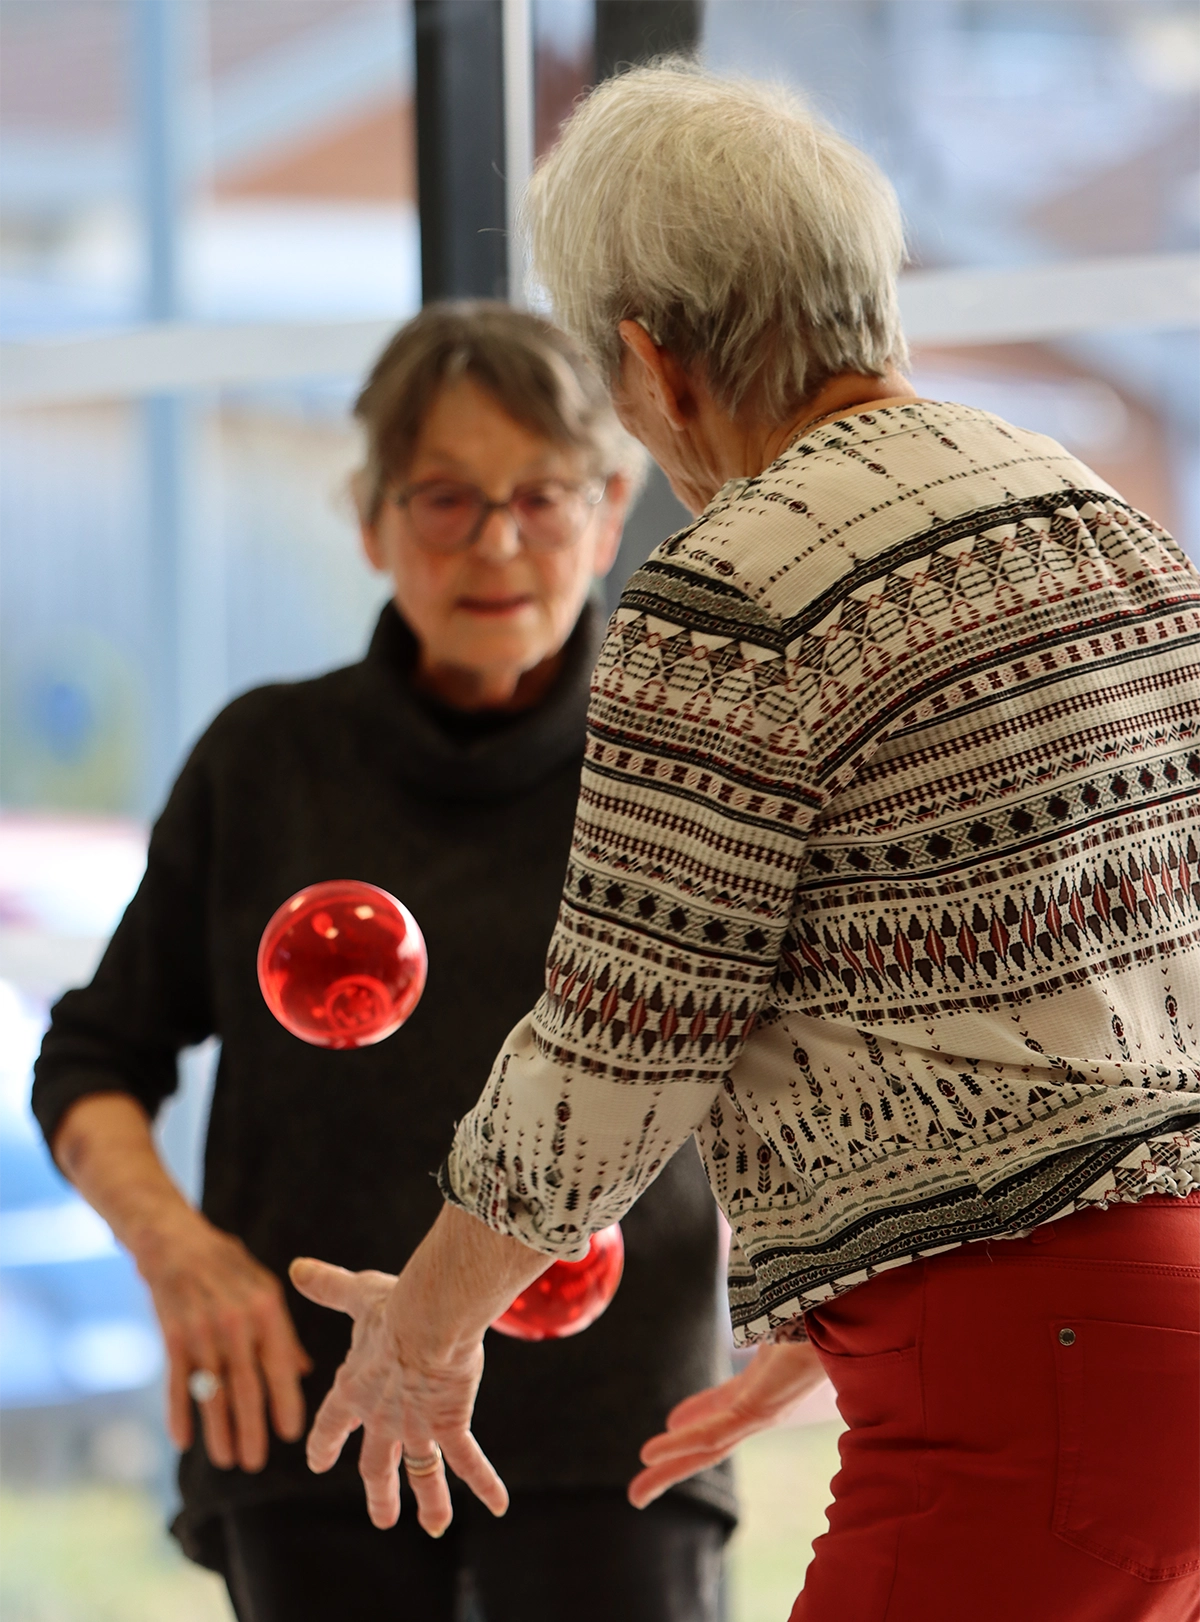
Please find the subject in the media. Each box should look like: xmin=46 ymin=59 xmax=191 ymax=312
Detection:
xmin=443 ymin=555 xmax=827 ymax=1257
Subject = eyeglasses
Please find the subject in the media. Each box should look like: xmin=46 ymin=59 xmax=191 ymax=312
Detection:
xmin=390 ymin=477 xmax=606 ymax=555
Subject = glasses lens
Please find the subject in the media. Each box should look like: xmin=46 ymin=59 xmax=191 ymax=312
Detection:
xmin=510 ymin=482 xmax=597 ymax=551
xmin=406 ymin=483 xmax=485 ymax=552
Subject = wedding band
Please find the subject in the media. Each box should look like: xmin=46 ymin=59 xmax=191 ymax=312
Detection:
xmin=188 ymin=1369 xmax=222 ymax=1404
xmin=403 ymin=1445 xmax=442 ymax=1477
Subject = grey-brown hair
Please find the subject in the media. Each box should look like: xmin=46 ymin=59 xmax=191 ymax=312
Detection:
xmin=523 ymin=61 xmax=909 ymax=421
xmin=353 ymin=300 xmax=645 ymax=523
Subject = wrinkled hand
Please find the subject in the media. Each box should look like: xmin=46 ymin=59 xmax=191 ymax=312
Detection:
xmin=289 ymin=1257 xmax=509 ymax=1536
xmin=140 ymin=1213 xmax=312 ymax=1473
xmin=629 ymin=1341 xmax=828 ymax=1508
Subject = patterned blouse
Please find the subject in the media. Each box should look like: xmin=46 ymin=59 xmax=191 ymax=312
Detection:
xmin=444 ymin=401 xmax=1200 ymax=1344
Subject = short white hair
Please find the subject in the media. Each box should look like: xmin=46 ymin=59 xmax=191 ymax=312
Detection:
xmin=524 ymin=61 xmax=909 ymax=421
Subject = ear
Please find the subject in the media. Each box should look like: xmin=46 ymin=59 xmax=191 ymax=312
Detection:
xmin=617 ymin=321 xmax=695 ymax=430
xmin=590 ymin=472 xmax=632 ymax=580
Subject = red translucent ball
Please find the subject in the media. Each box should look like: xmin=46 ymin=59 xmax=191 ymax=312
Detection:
xmin=491 ymin=1224 xmax=624 ymax=1341
xmin=257 ymin=880 xmax=427 ymax=1049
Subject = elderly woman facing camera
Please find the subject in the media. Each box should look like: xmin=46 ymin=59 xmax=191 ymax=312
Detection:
xmin=293 ymin=65 xmax=1200 ymax=1622
xmin=33 ymin=305 xmax=736 ymax=1622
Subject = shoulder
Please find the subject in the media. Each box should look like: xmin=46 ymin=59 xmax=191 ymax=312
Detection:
xmin=138 ymin=665 xmax=358 ymax=839
xmin=188 ymin=661 xmax=365 ymax=770
xmin=630 ymin=400 xmax=1121 ymax=636
xmin=150 ymin=660 xmax=372 ymax=847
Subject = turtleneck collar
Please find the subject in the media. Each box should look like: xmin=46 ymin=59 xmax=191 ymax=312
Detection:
xmin=360 ymin=594 xmax=605 ymax=803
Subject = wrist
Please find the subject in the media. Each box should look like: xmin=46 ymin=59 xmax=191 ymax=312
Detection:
xmin=384 ymin=1274 xmax=482 ymax=1369
xmin=125 ymin=1198 xmax=213 ymax=1282
xmin=386 ymin=1207 xmax=550 ymax=1366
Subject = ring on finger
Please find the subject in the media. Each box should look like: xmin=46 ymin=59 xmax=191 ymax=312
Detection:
xmin=188 ymin=1368 xmax=222 ymax=1404
xmin=403 ymin=1444 xmax=443 ymax=1477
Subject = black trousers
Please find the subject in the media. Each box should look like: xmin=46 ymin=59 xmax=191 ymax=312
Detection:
xmin=220 ymin=1488 xmax=730 ymax=1622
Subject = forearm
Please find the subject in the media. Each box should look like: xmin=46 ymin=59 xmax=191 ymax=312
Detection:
xmin=386 ymin=1203 xmax=551 ymax=1359
xmin=52 ymin=1092 xmax=202 ymax=1271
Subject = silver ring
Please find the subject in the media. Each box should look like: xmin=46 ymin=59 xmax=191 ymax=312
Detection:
xmin=188 ymin=1368 xmax=222 ymax=1404
xmin=403 ymin=1444 xmax=442 ymax=1477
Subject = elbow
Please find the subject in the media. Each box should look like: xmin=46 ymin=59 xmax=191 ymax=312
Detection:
xmin=50 ymin=1091 xmax=150 ymax=1183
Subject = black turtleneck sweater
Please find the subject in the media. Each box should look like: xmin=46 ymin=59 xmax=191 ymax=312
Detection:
xmin=32 ymin=600 xmax=736 ymax=1554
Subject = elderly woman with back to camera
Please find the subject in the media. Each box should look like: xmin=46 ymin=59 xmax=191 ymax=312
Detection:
xmin=34 ymin=303 xmax=737 ymax=1622
xmin=291 ymin=65 xmax=1200 ymax=1622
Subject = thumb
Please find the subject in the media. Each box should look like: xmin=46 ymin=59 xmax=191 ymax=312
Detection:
xmin=288 ymin=1257 xmax=361 ymax=1315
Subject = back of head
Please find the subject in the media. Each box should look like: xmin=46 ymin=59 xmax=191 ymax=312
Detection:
xmin=524 ymin=61 xmax=909 ymax=421
xmin=354 ymin=300 xmax=644 ymax=522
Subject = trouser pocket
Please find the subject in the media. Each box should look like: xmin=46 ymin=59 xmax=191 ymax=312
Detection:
xmin=1052 ymin=1317 xmax=1200 ymax=1582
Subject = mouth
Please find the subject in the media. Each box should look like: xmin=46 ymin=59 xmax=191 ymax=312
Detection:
xmin=457 ymin=595 xmax=535 ymax=617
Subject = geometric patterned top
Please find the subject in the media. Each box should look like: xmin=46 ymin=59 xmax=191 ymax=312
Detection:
xmin=444 ymin=401 xmax=1200 ymax=1343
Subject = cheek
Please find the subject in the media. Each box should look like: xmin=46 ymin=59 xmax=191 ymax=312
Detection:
xmin=386 ymin=548 xmax=464 ymax=632
xmin=531 ymin=547 xmax=596 ymax=624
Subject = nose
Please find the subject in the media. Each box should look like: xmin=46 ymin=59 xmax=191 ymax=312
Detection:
xmin=472 ymin=504 xmax=523 ymax=562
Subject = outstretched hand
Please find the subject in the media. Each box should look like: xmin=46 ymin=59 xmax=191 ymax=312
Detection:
xmin=629 ymin=1341 xmax=829 ymax=1509
xmin=289 ymin=1257 xmax=507 ymax=1536
xmin=287 ymin=1203 xmax=553 ymax=1538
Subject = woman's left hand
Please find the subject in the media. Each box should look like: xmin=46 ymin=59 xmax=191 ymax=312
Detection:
xmin=289 ymin=1257 xmax=509 ymax=1536
xmin=628 ymin=1341 xmax=828 ymax=1508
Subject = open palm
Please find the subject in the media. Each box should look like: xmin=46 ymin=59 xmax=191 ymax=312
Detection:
xmin=629 ymin=1342 xmax=828 ymax=1508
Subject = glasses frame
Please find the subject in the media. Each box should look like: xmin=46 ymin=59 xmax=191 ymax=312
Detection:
xmin=390 ymin=475 xmax=608 ymax=556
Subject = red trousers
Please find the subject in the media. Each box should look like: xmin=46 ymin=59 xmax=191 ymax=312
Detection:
xmin=792 ymin=1194 xmax=1200 ymax=1622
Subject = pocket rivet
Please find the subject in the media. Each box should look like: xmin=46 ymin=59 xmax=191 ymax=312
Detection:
xmin=1058 ymin=1327 xmax=1076 ymax=1346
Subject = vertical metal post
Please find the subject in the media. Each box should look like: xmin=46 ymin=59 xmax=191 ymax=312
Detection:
xmin=132 ymin=0 xmax=222 ymax=805
xmin=414 ymin=0 xmax=508 ymax=302
xmin=591 ymin=1 xmax=702 ymax=612
xmin=502 ymin=0 xmax=534 ymax=306
xmin=135 ymin=0 xmax=186 ymax=324
xmin=133 ymin=0 xmax=188 ymax=804
xmin=593 ymin=1 xmax=700 ymax=80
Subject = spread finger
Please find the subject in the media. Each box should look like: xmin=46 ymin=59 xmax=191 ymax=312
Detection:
xmin=359 ymin=1429 xmax=403 ymax=1529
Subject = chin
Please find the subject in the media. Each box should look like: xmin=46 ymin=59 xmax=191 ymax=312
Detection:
xmin=451 ymin=625 xmax=547 ymax=670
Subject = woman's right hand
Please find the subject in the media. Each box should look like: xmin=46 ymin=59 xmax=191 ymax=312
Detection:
xmin=138 ymin=1210 xmax=313 ymax=1472
xmin=51 ymin=1093 xmax=313 ymax=1475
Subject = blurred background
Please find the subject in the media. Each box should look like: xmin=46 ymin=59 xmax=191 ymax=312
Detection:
xmin=0 ymin=2 xmax=1196 ymax=1618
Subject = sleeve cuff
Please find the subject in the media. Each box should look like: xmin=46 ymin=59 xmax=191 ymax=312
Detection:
xmin=438 ymin=1140 xmax=592 ymax=1261
xmin=435 ymin=1156 xmax=465 ymax=1211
